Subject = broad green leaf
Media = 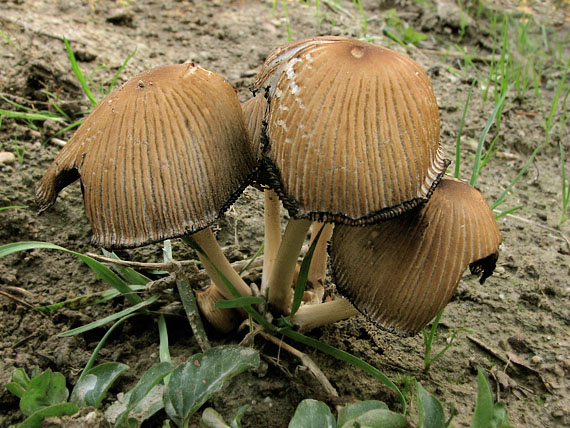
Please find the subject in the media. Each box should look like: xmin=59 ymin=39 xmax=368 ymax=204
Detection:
xmin=230 ymin=404 xmax=249 ymax=428
xmin=19 ymin=402 xmax=79 ymax=428
xmin=471 ymin=369 xmax=494 ymax=428
xmin=200 ymin=408 xmax=231 ymax=428
xmin=106 ymin=384 xmax=165 ymax=427
xmin=115 ymin=362 xmax=172 ymax=427
xmin=59 ymin=295 xmax=158 ymax=337
xmin=288 ymin=399 xmax=335 ymax=428
xmin=6 ymin=382 xmax=26 ymax=399
xmin=0 ymin=242 xmax=141 ymax=305
xmin=70 ymin=362 xmax=129 ymax=408
xmin=492 ymin=402 xmax=513 ymax=428
xmin=12 ymin=367 xmax=31 ymax=388
xmin=337 ymin=401 xmax=387 ymax=425
xmin=338 ymin=400 xmax=408 ymax=428
xmin=163 ymin=346 xmax=260 ymax=427
xmin=417 ymin=383 xmax=446 ymax=428
xmin=20 ymin=369 xmax=69 ymax=416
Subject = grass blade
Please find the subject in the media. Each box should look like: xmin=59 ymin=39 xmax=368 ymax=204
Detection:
xmin=470 ymin=89 xmax=509 ymax=187
xmin=64 ymin=37 xmax=98 ymax=106
xmin=78 ymin=313 xmax=138 ymax=380
xmin=290 ymin=225 xmax=324 ymax=317
xmin=455 ymin=81 xmax=476 ymax=178
xmin=58 ymin=295 xmax=158 ymax=337
xmin=0 ymin=241 xmax=142 ymax=305
xmin=281 ymin=327 xmax=407 ymax=414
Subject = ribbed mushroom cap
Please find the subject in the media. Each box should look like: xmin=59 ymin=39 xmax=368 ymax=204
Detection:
xmin=254 ymin=36 xmax=448 ymax=224
xmin=36 ymin=63 xmax=256 ymax=248
xmin=241 ymin=92 xmax=268 ymax=160
xmin=329 ymin=176 xmax=502 ymax=336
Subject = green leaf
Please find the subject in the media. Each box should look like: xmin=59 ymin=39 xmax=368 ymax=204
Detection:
xmin=492 ymin=402 xmax=512 ymax=427
xmin=280 ymin=328 xmax=407 ymax=414
xmin=337 ymin=400 xmax=408 ymax=428
xmin=214 ymin=296 xmax=265 ymax=309
xmin=106 ymin=384 xmax=165 ymax=427
xmin=59 ymin=295 xmax=158 ymax=337
xmin=70 ymin=362 xmax=129 ymax=408
xmin=18 ymin=402 xmax=79 ymax=428
xmin=115 ymin=362 xmax=172 ymax=427
xmin=288 ymin=399 xmax=335 ymax=428
xmin=163 ymin=346 xmax=260 ymax=428
xmin=200 ymin=408 xmax=231 ymax=428
xmin=101 ymin=249 xmax=151 ymax=285
xmin=20 ymin=369 xmax=69 ymax=416
xmin=6 ymin=382 xmax=27 ymax=399
xmin=338 ymin=401 xmax=387 ymax=425
xmin=64 ymin=36 xmax=98 ymax=106
xmin=471 ymin=369 xmax=494 ymax=428
xmin=12 ymin=367 xmax=31 ymax=388
xmin=290 ymin=225 xmax=324 ymax=317
xmin=0 ymin=242 xmax=142 ymax=305
xmin=230 ymin=404 xmax=249 ymax=428
xmin=417 ymin=383 xmax=446 ymax=428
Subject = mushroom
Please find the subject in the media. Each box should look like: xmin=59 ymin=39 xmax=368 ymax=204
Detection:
xmin=320 ymin=176 xmax=502 ymax=335
xmin=36 ymin=63 xmax=256 ymax=308
xmin=252 ymin=36 xmax=448 ymax=314
xmin=241 ymin=93 xmax=282 ymax=297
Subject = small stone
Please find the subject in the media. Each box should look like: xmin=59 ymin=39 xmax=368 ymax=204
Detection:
xmin=0 ymin=151 xmax=16 ymax=165
xmin=531 ymin=355 xmax=544 ymax=365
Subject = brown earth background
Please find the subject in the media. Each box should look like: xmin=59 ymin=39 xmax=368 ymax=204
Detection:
xmin=0 ymin=0 xmax=569 ymax=427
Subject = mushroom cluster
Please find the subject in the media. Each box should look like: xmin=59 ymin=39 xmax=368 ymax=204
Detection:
xmin=37 ymin=37 xmax=501 ymax=338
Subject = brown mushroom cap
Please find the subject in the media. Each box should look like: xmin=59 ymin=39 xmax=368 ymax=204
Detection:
xmin=329 ymin=176 xmax=502 ymax=336
xmin=37 ymin=63 xmax=256 ymax=248
xmin=254 ymin=36 xmax=448 ymax=224
xmin=241 ymin=92 xmax=268 ymax=161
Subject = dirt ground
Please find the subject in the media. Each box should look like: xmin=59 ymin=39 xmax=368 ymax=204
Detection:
xmin=0 ymin=0 xmax=569 ymax=427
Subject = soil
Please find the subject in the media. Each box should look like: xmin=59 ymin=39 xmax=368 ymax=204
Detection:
xmin=0 ymin=0 xmax=569 ymax=427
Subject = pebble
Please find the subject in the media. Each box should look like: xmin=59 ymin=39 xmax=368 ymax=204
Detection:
xmin=0 ymin=151 xmax=16 ymax=165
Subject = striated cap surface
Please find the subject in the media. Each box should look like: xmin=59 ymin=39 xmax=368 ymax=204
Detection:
xmin=330 ymin=176 xmax=502 ymax=335
xmin=241 ymin=91 xmax=268 ymax=160
xmin=255 ymin=36 xmax=448 ymax=224
xmin=37 ymin=63 xmax=256 ymax=248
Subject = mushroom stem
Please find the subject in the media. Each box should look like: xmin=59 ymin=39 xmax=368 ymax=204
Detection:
xmin=307 ymin=222 xmax=334 ymax=301
xmin=196 ymin=285 xmax=242 ymax=333
xmin=267 ymin=218 xmax=312 ymax=314
xmin=191 ymin=228 xmax=252 ymax=299
xmin=260 ymin=189 xmax=282 ymax=297
xmin=290 ymin=298 xmax=359 ymax=331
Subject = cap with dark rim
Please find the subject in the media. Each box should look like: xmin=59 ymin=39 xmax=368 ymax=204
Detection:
xmin=329 ymin=176 xmax=502 ymax=336
xmin=36 ymin=63 xmax=257 ymax=249
xmin=254 ymin=36 xmax=449 ymax=224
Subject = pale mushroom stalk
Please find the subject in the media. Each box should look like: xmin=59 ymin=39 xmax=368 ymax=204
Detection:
xmin=260 ymin=189 xmax=282 ymax=297
xmin=267 ymin=218 xmax=312 ymax=314
xmin=187 ymin=228 xmax=252 ymax=299
xmin=290 ymin=298 xmax=359 ymax=331
xmin=306 ymin=222 xmax=333 ymax=301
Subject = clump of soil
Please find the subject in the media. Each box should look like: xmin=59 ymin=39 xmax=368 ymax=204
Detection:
xmin=1 ymin=1 xmax=568 ymax=427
